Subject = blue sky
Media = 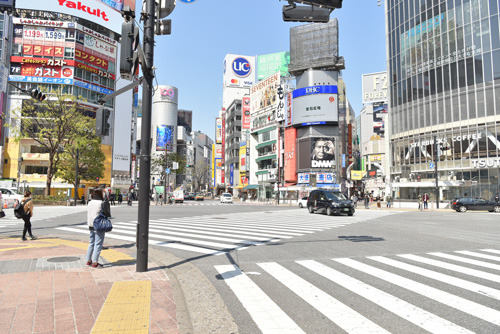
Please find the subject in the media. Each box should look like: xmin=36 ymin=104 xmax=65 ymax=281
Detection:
xmin=148 ymin=0 xmax=387 ymax=141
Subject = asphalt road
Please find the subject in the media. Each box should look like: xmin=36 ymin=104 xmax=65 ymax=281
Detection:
xmin=3 ymin=200 xmax=500 ymax=333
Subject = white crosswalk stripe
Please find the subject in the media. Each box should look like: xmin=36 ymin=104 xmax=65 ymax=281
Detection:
xmin=56 ymin=209 xmax=396 ymax=255
xmin=215 ymin=248 xmax=500 ymax=333
xmin=0 ymin=206 xmax=89 ymax=228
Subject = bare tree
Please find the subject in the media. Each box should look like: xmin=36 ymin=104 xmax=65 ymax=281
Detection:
xmin=192 ymin=159 xmax=211 ymax=192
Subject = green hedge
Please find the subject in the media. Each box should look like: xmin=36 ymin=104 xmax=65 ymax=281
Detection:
xmin=33 ymin=195 xmax=71 ymax=206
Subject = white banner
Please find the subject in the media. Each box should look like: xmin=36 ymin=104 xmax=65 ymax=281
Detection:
xmin=250 ymin=72 xmax=280 ymax=115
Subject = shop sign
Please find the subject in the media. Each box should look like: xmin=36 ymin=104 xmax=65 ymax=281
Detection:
xmin=369 ymin=154 xmax=382 ymax=162
xmin=9 ymin=75 xmax=73 ymax=84
xmin=75 ymin=49 xmax=108 ymax=70
xmin=472 ymin=158 xmax=500 ymax=168
xmin=351 ymin=170 xmax=364 ymax=180
xmin=410 ymin=132 xmax=483 ymax=148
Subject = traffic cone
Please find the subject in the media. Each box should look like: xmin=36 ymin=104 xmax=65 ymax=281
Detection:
xmin=3 ymin=201 xmax=7 ymax=209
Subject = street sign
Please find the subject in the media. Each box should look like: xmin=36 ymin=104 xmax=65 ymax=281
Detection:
xmin=429 ymin=163 xmax=434 ymax=169
xmin=165 ymin=168 xmax=171 ymax=174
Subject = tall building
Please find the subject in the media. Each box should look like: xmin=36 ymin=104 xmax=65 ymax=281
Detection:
xmin=387 ymin=0 xmax=500 ymax=201
xmin=3 ymin=0 xmax=130 ymax=197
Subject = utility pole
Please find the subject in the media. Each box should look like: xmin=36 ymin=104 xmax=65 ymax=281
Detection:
xmin=136 ymin=0 xmax=155 ymax=272
xmin=163 ymin=150 xmax=168 ymax=204
xmin=434 ymin=135 xmax=439 ymax=209
xmin=74 ymin=148 xmax=79 ymax=206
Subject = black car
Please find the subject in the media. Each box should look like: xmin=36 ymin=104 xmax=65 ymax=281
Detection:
xmin=451 ymin=197 xmax=500 ymax=213
xmin=307 ymin=190 xmax=355 ymax=216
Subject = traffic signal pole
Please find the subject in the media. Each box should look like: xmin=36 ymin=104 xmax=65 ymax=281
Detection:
xmin=434 ymin=135 xmax=439 ymax=209
xmin=136 ymin=0 xmax=155 ymax=272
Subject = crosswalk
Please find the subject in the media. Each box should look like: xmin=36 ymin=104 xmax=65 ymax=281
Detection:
xmin=215 ymin=248 xmax=500 ymax=334
xmin=0 ymin=206 xmax=89 ymax=229
xmin=56 ymin=209 xmax=397 ymax=255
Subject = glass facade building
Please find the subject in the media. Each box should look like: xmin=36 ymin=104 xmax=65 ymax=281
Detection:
xmin=387 ymin=0 xmax=500 ymax=201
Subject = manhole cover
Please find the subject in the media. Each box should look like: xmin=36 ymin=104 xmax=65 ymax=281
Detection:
xmin=47 ymin=256 xmax=81 ymax=263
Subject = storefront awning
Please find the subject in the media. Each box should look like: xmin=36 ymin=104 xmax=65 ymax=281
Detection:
xmin=243 ymin=184 xmax=259 ymax=190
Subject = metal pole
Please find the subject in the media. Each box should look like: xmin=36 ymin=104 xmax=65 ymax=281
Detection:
xmin=74 ymin=148 xmax=79 ymax=206
xmin=17 ymin=157 xmax=22 ymax=193
xmin=137 ymin=0 xmax=155 ymax=272
xmin=434 ymin=135 xmax=439 ymax=209
xmin=163 ymin=150 xmax=168 ymax=204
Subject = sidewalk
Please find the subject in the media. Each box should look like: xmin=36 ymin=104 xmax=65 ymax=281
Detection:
xmin=0 ymin=236 xmax=179 ymax=334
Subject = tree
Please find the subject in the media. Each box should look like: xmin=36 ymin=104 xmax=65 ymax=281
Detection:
xmin=151 ymin=152 xmax=186 ymax=188
xmin=192 ymin=159 xmax=211 ymax=192
xmin=8 ymin=89 xmax=100 ymax=196
xmin=54 ymin=127 xmax=105 ymax=193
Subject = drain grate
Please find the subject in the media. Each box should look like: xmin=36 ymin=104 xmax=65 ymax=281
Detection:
xmin=47 ymin=256 xmax=81 ymax=263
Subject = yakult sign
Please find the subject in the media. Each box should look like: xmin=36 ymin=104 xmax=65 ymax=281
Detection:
xmin=16 ymin=0 xmax=123 ymax=33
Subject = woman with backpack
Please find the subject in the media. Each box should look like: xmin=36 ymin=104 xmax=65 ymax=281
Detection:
xmin=21 ymin=191 xmax=36 ymax=241
xmin=86 ymin=188 xmax=111 ymax=268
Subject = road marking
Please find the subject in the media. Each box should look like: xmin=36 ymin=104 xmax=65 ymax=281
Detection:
xmin=215 ymin=264 xmax=305 ymax=334
xmin=335 ymin=258 xmax=500 ymax=326
xmin=398 ymin=254 xmax=500 ymax=283
xmin=91 ymin=281 xmax=151 ymax=334
xmin=299 ymin=259 xmax=474 ymax=334
xmin=369 ymin=256 xmax=500 ymax=300
xmin=258 ymin=262 xmax=389 ymax=334
xmin=429 ymin=252 xmax=500 ymax=270
xmin=454 ymin=250 xmax=500 ymax=262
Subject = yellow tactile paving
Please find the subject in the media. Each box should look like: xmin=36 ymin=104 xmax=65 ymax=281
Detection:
xmin=91 ymin=281 xmax=151 ymax=334
xmin=41 ymin=238 xmax=135 ymax=264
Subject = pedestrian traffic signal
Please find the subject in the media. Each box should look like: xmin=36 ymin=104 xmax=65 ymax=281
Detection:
xmin=282 ymin=4 xmax=331 ymax=22
xmin=30 ymin=89 xmax=46 ymax=101
xmin=95 ymin=107 xmax=111 ymax=136
xmin=287 ymin=0 xmax=342 ymax=9
xmin=120 ymin=21 xmax=140 ymax=80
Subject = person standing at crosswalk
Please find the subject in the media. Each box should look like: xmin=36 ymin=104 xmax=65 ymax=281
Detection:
xmin=86 ymin=188 xmax=111 ymax=268
xmin=21 ymin=191 xmax=36 ymax=241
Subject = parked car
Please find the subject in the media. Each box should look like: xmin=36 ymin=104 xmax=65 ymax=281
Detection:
xmin=0 ymin=188 xmax=24 ymax=207
xmin=220 ymin=193 xmax=233 ymax=204
xmin=195 ymin=193 xmax=204 ymax=201
xmin=185 ymin=193 xmax=195 ymax=200
xmin=307 ymin=190 xmax=354 ymax=216
xmin=451 ymin=197 xmax=500 ymax=212
xmin=298 ymin=196 xmax=308 ymax=208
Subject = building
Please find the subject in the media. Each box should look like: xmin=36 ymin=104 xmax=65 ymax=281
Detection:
xmin=3 ymin=0 xmax=131 ymax=197
xmin=386 ymin=0 xmax=500 ymax=202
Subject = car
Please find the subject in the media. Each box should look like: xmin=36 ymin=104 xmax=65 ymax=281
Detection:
xmin=220 ymin=193 xmax=233 ymax=204
xmin=173 ymin=190 xmax=184 ymax=203
xmin=195 ymin=193 xmax=204 ymax=201
xmin=0 ymin=188 xmax=24 ymax=208
xmin=298 ymin=196 xmax=308 ymax=208
xmin=451 ymin=197 xmax=500 ymax=213
xmin=185 ymin=193 xmax=195 ymax=200
xmin=307 ymin=189 xmax=355 ymax=216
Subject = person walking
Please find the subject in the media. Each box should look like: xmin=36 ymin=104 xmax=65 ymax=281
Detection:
xmin=21 ymin=191 xmax=36 ymax=241
xmin=376 ymin=195 xmax=381 ymax=209
xmin=109 ymin=193 xmax=116 ymax=206
xmin=386 ymin=194 xmax=392 ymax=208
xmin=118 ymin=193 xmax=123 ymax=204
xmin=364 ymin=194 xmax=370 ymax=209
xmin=495 ymin=193 xmax=499 ymax=202
xmin=352 ymin=194 xmax=358 ymax=208
xmin=86 ymin=188 xmax=111 ymax=268
xmin=423 ymin=192 xmax=429 ymax=209
xmin=418 ymin=194 xmax=423 ymax=211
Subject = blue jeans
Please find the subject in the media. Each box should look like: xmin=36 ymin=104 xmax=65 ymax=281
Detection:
xmin=86 ymin=229 xmax=105 ymax=263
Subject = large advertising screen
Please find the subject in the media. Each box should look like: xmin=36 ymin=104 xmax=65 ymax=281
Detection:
xmin=257 ymin=52 xmax=290 ymax=80
xmin=250 ymin=72 xmax=280 ymax=114
xmin=311 ymin=137 xmax=335 ymax=168
xmin=292 ymin=85 xmax=338 ymax=125
xmin=16 ymin=0 xmax=123 ymax=33
xmin=156 ymin=125 xmax=174 ymax=152
xmin=284 ymin=127 xmax=297 ymax=182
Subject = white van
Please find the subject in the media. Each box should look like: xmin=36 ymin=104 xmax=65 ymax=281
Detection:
xmin=173 ymin=190 xmax=184 ymax=203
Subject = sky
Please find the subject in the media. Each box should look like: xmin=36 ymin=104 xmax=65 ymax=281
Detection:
xmin=144 ymin=0 xmax=387 ymax=141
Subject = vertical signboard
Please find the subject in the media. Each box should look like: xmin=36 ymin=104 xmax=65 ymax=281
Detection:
xmin=284 ymin=127 xmax=297 ymax=182
xmin=276 ymin=85 xmax=285 ymax=122
xmin=242 ymin=96 xmax=251 ymax=129
xmin=229 ymin=164 xmax=234 ymax=186
xmin=362 ymin=71 xmax=388 ymax=104
xmin=347 ymin=123 xmax=353 ymax=163
xmin=221 ymin=113 xmax=226 ymax=184
xmin=215 ymin=117 xmax=222 ymax=143
xmin=239 ymin=143 xmax=248 ymax=186
xmin=156 ymin=125 xmax=174 ymax=151
xmin=285 ymin=92 xmax=292 ymax=127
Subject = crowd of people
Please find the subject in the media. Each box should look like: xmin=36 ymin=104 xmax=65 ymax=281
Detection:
xmin=350 ymin=192 xmax=392 ymax=210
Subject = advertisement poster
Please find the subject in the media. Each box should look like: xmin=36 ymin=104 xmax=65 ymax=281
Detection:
xmin=250 ymin=72 xmax=280 ymax=114
xmin=285 ymin=92 xmax=292 ymax=127
xmin=242 ymin=97 xmax=251 ymax=129
xmin=156 ymin=125 xmax=174 ymax=152
xmin=276 ymin=85 xmax=285 ymax=122
xmin=284 ymin=127 xmax=297 ymax=182
xmin=257 ymin=51 xmax=290 ymax=80
xmin=311 ymin=137 xmax=335 ymax=168
xmin=215 ymin=117 xmax=222 ymax=143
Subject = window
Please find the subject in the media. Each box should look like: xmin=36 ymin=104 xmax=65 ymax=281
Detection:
xmin=64 ymin=47 xmax=74 ymax=58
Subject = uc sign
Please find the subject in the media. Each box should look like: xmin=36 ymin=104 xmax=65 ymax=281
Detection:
xmin=232 ymin=57 xmax=251 ymax=77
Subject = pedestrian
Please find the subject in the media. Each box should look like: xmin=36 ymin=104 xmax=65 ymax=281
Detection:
xmin=0 ymin=191 xmax=4 ymax=218
xmin=364 ymin=194 xmax=370 ymax=209
xmin=118 ymin=193 xmax=123 ymax=204
xmin=423 ymin=192 xmax=429 ymax=209
xmin=376 ymin=195 xmax=381 ymax=209
xmin=352 ymin=194 xmax=358 ymax=208
xmin=81 ymin=194 xmax=85 ymax=205
xmin=109 ymin=193 xmax=116 ymax=206
xmin=127 ymin=192 xmax=133 ymax=206
xmin=418 ymin=194 xmax=423 ymax=211
xmin=386 ymin=194 xmax=392 ymax=208
xmin=495 ymin=193 xmax=499 ymax=202
xmin=86 ymin=187 xmax=111 ymax=268
xmin=21 ymin=191 xmax=36 ymax=241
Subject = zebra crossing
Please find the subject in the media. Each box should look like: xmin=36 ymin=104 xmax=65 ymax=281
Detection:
xmin=56 ymin=209 xmax=397 ymax=255
xmin=215 ymin=248 xmax=500 ymax=334
xmin=0 ymin=206 xmax=89 ymax=228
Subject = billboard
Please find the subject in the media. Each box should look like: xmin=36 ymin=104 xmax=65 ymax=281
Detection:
xmin=311 ymin=137 xmax=336 ymax=169
xmin=257 ymin=52 xmax=290 ymax=80
xmin=285 ymin=92 xmax=292 ymax=127
xmin=223 ymin=54 xmax=256 ymax=88
xmin=292 ymin=85 xmax=338 ymax=125
xmin=362 ymin=71 xmax=388 ymax=104
xmin=156 ymin=125 xmax=174 ymax=152
xmin=242 ymin=96 xmax=251 ymax=129
xmin=284 ymin=127 xmax=297 ymax=182
xmin=215 ymin=117 xmax=222 ymax=143
xmin=239 ymin=143 xmax=248 ymax=186
xmin=16 ymin=0 xmax=124 ymax=34
xmin=373 ymin=103 xmax=387 ymax=137
xmin=250 ymin=72 xmax=280 ymax=114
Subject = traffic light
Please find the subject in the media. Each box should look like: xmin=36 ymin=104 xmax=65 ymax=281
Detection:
xmin=288 ymin=0 xmax=342 ymax=9
xmin=95 ymin=107 xmax=111 ymax=136
xmin=30 ymin=89 xmax=46 ymax=101
xmin=120 ymin=21 xmax=139 ymax=80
